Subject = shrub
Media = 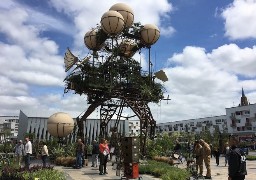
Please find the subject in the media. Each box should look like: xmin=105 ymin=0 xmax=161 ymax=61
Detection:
xmin=246 ymin=155 xmax=256 ymax=161
xmin=55 ymin=156 xmax=75 ymax=167
xmin=139 ymin=160 xmax=190 ymax=180
xmin=0 ymin=165 xmax=65 ymax=180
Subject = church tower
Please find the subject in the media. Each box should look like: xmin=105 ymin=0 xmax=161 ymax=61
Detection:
xmin=240 ymin=88 xmax=249 ymax=106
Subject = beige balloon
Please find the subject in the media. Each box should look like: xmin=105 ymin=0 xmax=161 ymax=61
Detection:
xmin=84 ymin=29 xmax=104 ymax=51
xmin=140 ymin=24 xmax=160 ymax=46
xmin=101 ymin=10 xmax=125 ymax=35
xmin=110 ymin=3 xmax=134 ymax=28
xmin=47 ymin=112 xmax=74 ymax=138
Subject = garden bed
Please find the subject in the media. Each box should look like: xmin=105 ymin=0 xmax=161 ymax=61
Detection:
xmin=139 ymin=160 xmax=190 ymax=180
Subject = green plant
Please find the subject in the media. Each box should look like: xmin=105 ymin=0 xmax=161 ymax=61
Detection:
xmin=22 ymin=168 xmax=65 ymax=180
xmin=146 ymin=132 xmax=178 ymax=158
xmin=246 ymin=155 xmax=256 ymax=161
xmin=0 ymin=165 xmax=65 ymax=180
xmin=87 ymin=144 xmax=93 ymax=155
xmin=139 ymin=160 xmax=190 ymax=180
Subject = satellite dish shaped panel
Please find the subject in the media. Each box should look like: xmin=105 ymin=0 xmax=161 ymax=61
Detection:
xmin=154 ymin=70 xmax=168 ymax=82
xmin=64 ymin=48 xmax=78 ymax=72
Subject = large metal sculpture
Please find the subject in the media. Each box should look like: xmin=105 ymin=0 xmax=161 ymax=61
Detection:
xmin=63 ymin=3 xmax=168 ymax=155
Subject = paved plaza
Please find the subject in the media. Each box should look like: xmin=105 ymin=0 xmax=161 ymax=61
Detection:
xmin=52 ymin=155 xmax=256 ymax=180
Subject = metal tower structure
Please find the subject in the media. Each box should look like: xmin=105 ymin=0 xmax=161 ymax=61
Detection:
xmin=63 ymin=3 xmax=168 ymax=156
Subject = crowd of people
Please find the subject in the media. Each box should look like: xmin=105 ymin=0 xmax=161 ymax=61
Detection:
xmin=14 ymin=136 xmax=48 ymax=169
xmin=13 ymin=136 xmax=111 ymax=176
xmin=73 ymin=138 xmax=110 ymax=175
xmin=12 ymin=135 xmax=247 ymax=179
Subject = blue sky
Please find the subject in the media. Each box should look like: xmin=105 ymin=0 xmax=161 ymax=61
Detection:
xmin=0 ymin=0 xmax=256 ymax=123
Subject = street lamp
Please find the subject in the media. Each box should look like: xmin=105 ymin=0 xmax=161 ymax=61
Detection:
xmin=47 ymin=112 xmax=75 ymax=144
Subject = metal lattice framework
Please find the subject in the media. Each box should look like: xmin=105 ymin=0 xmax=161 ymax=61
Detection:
xmin=63 ymin=3 xmax=168 ymax=156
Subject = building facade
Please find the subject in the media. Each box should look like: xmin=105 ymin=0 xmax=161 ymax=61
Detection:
xmin=0 ymin=116 xmax=19 ymax=142
xmin=17 ymin=110 xmax=129 ymax=144
xmin=226 ymin=89 xmax=256 ymax=139
xmin=156 ymin=89 xmax=256 ymax=139
xmin=156 ymin=115 xmax=227 ymax=135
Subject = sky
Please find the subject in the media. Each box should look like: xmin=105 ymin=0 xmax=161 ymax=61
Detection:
xmin=0 ymin=0 xmax=256 ymax=123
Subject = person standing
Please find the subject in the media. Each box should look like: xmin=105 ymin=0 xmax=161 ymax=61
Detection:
xmin=75 ymin=139 xmax=85 ymax=169
xmin=213 ymin=147 xmax=220 ymax=166
xmin=199 ymin=139 xmax=211 ymax=179
xmin=14 ymin=140 xmax=25 ymax=166
xmin=193 ymin=140 xmax=203 ymax=177
xmin=99 ymin=138 xmax=109 ymax=175
xmin=41 ymin=141 xmax=49 ymax=167
xmin=225 ymin=143 xmax=230 ymax=166
xmin=91 ymin=140 xmax=99 ymax=167
xmin=103 ymin=140 xmax=110 ymax=174
xmin=173 ymin=140 xmax=182 ymax=154
xmin=24 ymin=137 xmax=32 ymax=169
xmin=210 ymin=144 xmax=213 ymax=158
xmin=228 ymin=135 xmax=247 ymax=180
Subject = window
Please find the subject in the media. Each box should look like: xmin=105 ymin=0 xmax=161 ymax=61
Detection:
xmin=244 ymin=111 xmax=250 ymax=115
xmin=236 ymin=111 xmax=241 ymax=115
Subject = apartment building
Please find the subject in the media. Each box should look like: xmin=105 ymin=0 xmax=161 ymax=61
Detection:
xmin=156 ymin=89 xmax=256 ymax=139
xmin=0 ymin=116 xmax=19 ymax=142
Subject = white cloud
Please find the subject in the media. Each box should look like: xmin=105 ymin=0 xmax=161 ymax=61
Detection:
xmin=160 ymin=26 xmax=176 ymax=37
xmin=0 ymin=76 xmax=28 ymax=96
xmin=158 ymin=45 xmax=255 ymax=122
xmin=209 ymin=44 xmax=256 ymax=77
xmin=0 ymin=5 xmax=65 ymax=87
xmin=221 ymin=0 xmax=256 ymax=40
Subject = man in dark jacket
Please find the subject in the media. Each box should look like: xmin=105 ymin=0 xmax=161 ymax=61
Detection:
xmin=75 ymin=139 xmax=85 ymax=169
xmin=91 ymin=140 xmax=99 ymax=167
xmin=228 ymin=135 xmax=247 ymax=180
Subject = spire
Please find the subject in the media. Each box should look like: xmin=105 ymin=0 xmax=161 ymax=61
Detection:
xmin=240 ymin=88 xmax=248 ymax=106
xmin=242 ymin=87 xmax=245 ymax=97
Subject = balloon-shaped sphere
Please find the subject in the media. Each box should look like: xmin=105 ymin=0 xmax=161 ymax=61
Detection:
xmin=140 ymin=24 xmax=160 ymax=46
xmin=109 ymin=3 xmax=134 ymax=28
xmin=101 ymin=10 xmax=125 ymax=35
xmin=47 ymin=112 xmax=74 ymax=138
xmin=84 ymin=29 xmax=104 ymax=51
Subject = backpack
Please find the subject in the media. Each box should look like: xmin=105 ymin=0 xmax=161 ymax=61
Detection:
xmin=234 ymin=148 xmax=247 ymax=176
